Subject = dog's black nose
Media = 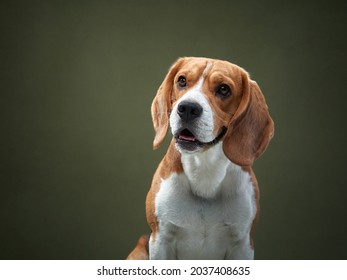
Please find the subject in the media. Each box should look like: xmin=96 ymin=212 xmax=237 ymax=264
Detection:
xmin=177 ymin=101 xmax=203 ymax=122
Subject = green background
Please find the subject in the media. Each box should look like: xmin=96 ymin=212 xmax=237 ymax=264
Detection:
xmin=1 ymin=0 xmax=346 ymax=259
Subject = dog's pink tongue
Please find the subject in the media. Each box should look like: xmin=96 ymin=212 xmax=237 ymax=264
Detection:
xmin=179 ymin=132 xmax=196 ymax=142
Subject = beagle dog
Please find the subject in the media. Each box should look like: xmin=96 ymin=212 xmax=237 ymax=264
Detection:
xmin=127 ymin=57 xmax=274 ymax=260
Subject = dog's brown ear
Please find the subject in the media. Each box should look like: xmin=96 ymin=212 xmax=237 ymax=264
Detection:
xmin=223 ymin=72 xmax=274 ymax=166
xmin=151 ymin=58 xmax=185 ymax=149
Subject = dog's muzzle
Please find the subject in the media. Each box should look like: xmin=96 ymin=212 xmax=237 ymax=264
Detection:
xmin=174 ymin=100 xmax=226 ymax=151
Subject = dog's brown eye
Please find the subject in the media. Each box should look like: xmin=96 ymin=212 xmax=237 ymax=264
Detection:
xmin=177 ymin=76 xmax=187 ymax=88
xmin=216 ymin=84 xmax=231 ymax=98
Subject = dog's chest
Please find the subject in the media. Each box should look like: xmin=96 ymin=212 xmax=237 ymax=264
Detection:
xmin=154 ymin=154 xmax=256 ymax=259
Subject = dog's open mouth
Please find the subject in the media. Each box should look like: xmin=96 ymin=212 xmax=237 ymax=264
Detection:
xmin=178 ymin=129 xmax=197 ymax=142
xmin=175 ymin=127 xmax=227 ymax=151
xmin=175 ymin=129 xmax=201 ymax=151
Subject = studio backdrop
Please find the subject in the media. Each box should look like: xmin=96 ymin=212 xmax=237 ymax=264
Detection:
xmin=1 ymin=0 xmax=346 ymax=259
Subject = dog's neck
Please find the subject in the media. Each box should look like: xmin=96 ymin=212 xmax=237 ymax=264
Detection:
xmin=179 ymin=142 xmax=235 ymax=199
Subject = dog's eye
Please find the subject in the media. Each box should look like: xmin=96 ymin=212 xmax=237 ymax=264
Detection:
xmin=216 ymin=84 xmax=231 ymax=98
xmin=177 ymin=76 xmax=187 ymax=88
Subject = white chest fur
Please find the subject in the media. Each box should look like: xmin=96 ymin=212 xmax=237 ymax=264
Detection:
xmin=151 ymin=143 xmax=257 ymax=260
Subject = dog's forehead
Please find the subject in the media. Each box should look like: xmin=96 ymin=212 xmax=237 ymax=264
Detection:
xmin=177 ymin=58 xmax=242 ymax=81
xmin=209 ymin=60 xmax=241 ymax=76
xmin=176 ymin=58 xmax=208 ymax=77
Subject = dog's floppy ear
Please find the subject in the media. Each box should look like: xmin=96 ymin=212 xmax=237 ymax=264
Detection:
xmin=151 ymin=58 xmax=185 ymax=149
xmin=223 ymin=72 xmax=274 ymax=166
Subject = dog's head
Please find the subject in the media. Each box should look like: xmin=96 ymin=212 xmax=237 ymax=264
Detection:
xmin=151 ymin=57 xmax=274 ymax=167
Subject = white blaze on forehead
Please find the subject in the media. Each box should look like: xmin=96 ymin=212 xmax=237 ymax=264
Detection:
xmin=175 ymin=74 xmax=210 ymax=112
xmin=178 ymin=60 xmax=213 ymax=96
xmin=202 ymin=61 xmax=213 ymax=77
xmin=191 ymin=61 xmax=213 ymax=92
